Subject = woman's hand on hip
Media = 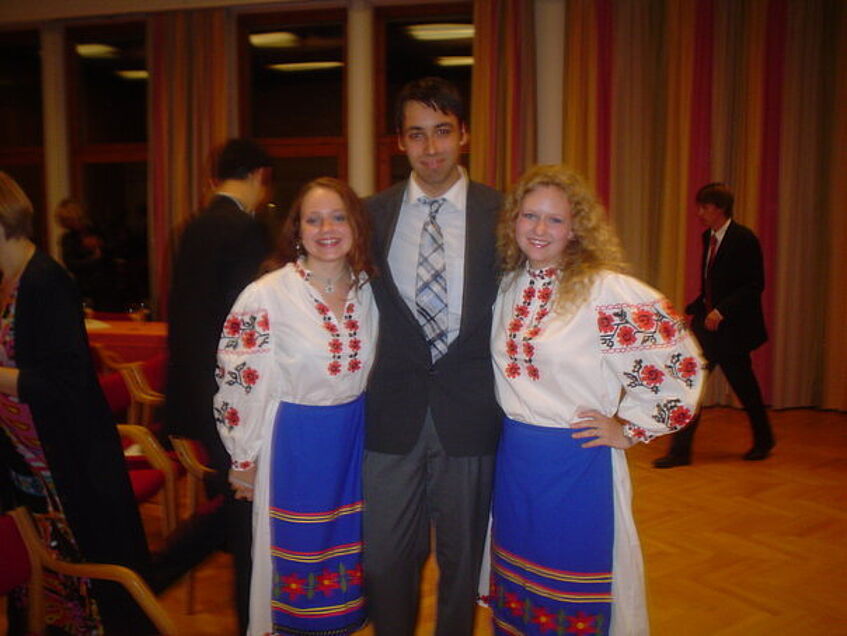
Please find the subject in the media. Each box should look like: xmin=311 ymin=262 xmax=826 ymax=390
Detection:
xmin=570 ymin=409 xmax=635 ymax=450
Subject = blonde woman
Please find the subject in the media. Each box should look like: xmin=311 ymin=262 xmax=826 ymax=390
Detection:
xmin=485 ymin=165 xmax=705 ymax=635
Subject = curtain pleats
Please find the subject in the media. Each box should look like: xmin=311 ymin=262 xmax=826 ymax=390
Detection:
xmin=470 ymin=0 xmax=537 ymax=190
xmin=562 ymin=0 xmax=844 ymax=410
xmin=147 ymin=9 xmax=235 ymax=315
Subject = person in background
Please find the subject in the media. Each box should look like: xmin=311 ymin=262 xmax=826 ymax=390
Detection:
xmin=215 ymin=177 xmax=377 ymax=635
xmin=163 ymin=138 xmax=273 ymax=632
xmin=654 ymin=182 xmax=774 ymax=468
xmin=486 ymin=165 xmax=704 ymax=635
xmin=54 ymin=197 xmax=115 ymax=310
xmin=0 ymin=172 xmax=151 ymax=633
xmin=363 ymin=77 xmax=503 ymax=635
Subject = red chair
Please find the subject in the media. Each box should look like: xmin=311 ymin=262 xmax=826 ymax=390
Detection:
xmin=0 ymin=507 xmax=176 ymax=635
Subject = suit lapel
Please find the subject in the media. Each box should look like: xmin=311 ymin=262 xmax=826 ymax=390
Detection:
xmin=458 ymin=183 xmax=497 ymax=340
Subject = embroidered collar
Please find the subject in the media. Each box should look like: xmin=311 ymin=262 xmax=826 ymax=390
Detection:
xmin=525 ymin=263 xmax=558 ymax=281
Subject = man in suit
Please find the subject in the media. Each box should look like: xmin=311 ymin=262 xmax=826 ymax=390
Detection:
xmin=363 ymin=77 xmax=502 ymax=635
xmin=654 ymin=182 xmax=775 ymax=468
xmin=163 ymin=138 xmax=272 ymax=632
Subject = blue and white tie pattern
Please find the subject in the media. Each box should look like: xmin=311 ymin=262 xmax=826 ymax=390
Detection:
xmin=415 ymin=196 xmax=448 ymax=361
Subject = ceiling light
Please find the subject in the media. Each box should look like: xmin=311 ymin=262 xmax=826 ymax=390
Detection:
xmin=76 ymin=43 xmax=119 ymax=58
xmin=406 ymin=24 xmax=475 ymax=41
xmin=436 ymin=56 xmax=474 ymax=67
xmin=249 ymin=32 xmax=300 ymax=48
xmin=115 ymin=70 xmax=148 ymax=80
xmin=266 ymin=61 xmax=343 ymax=72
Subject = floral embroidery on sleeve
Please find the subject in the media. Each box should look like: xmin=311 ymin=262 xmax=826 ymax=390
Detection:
xmin=623 ymin=359 xmax=666 ymax=394
xmin=665 ymin=352 xmax=701 ymax=388
xmin=220 ymin=310 xmax=271 ymax=352
xmin=597 ymin=299 xmax=686 ymax=353
xmin=214 ymin=400 xmax=241 ymax=432
xmin=225 ymin=361 xmax=261 ymax=394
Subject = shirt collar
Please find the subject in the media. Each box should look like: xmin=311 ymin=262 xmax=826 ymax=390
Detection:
xmin=405 ymin=166 xmax=468 ymax=212
xmin=216 ymin=192 xmax=248 ymax=213
xmin=712 ymin=217 xmax=731 ymax=242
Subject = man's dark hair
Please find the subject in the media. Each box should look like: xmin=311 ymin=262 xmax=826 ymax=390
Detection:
xmin=215 ymin=139 xmax=272 ymax=181
xmin=394 ymin=77 xmax=466 ymax=133
xmin=695 ymin=182 xmax=734 ymax=217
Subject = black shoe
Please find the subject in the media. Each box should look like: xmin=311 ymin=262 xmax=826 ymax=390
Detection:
xmin=743 ymin=447 xmax=773 ymax=461
xmin=653 ymin=455 xmax=691 ymax=469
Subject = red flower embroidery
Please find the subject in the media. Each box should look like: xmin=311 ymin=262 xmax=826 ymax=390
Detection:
xmin=597 ymin=312 xmax=615 ymax=333
xmin=315 ymin=303 xmax=330 ymax=316
xmin=526 ymin=364 xmax=540 ymax=381
xmin=224 ymin=316 xmax=242 ymax=336
xmin=242 ymin=367 xmax=260 ymax=386
xmin=522 ymin=342 xmax=535 ymax=358
xmin=526 ymin=326 xmax=541 ymax=339
xmin=348 ymin=338 xmax=361 ymax=352
xmin=522 ymin=287 xmax=536 ymax=302
xmin=225 ymin=407 xmax=240 ymax=427
xmin=509 ymin=318 xmax=524 ymax=333
xmin=235 ymin=460 xmax=252 ymax=470
xmin=329 ymin=338 xmax=343 ymax=354
xmin=347 ymin=564 xmax=363 ymax=587
xmin=328 ymin=361 xmax=342 ymax=376
xmin=633 ymin=309 xmax=656 ymax=331
xmin=504 ymin=591 xmax=524 ymax=617
xmin=628 ymin=426 xmax=647 ymax=439
xmin=257 ymin=313 xmax=270 ymax=332
xmin=280 ymin=573 xmax=307 ymax=601
xmin=515 ymin=304 xmax=530 ymax=318
xmin=241 ymin=330 xmax=257 ymax=349
xmin=640 ymin=365 xmax=664 ymax=387
xmin=531 ymin=605 xmax=558 ymax=633
xmin=348 ymin=358 xmax=362 ymax=372
xmin=346 ymin=303 xmax=355 ymax=314
xmin=616 ymin=326 xmax=637 ymax=346
xmin=506 ymin=339 xmax=519 ymax=356
xmin=323 ymin=321 xmax=339 ymax=334
xmin=537 ymin=287 xmax=553 ymax=303
xmin=658 ymin=320 xmax=677 ymax=341
xmin=679 ymin=356 xmax=698 ymax=378
xmin=505 ymin=362 xmax=521 ymax=378
xmin=566 ymin=610 xmax=599 ymax=635
xmin=344 ymin=319 xmax=359 ymax=332
xmin=316 ymin=569 xmax=341 ymax=597
xmin=670 ymin=406 xmax=693 ymax=429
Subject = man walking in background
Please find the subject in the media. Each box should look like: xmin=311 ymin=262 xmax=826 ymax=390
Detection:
xmin=655 ymin=182 xmax=774 ymax=468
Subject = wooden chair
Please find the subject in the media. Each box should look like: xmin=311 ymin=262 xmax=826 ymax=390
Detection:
xmin=120 ymin=424 xmax=177 ymax=537
xmin=0 ymin=507 xmax=177 ymax=635
xmin=118 ymin=362 xmax=165 ymax=430
xmin=92 ymin=342 xmax=132 ymax=373
xmin=169 ymin=436 xmax=218 ymax=613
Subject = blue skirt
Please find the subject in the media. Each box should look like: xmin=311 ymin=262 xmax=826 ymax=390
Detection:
xmin=269 ymin=395 xmax=366 ymax=635
xmin=489 ymin=417 xmax=614 ymax=635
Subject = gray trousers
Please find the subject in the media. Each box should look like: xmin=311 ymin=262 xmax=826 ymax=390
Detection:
xmin=363 ymin=413 xmax=495 ymax=636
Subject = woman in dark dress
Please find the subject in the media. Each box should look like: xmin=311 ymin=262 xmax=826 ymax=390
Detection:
xmin=0 ymin=172 xmax=151 ymax=634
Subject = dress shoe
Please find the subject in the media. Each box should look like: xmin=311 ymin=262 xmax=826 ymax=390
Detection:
xmin=653 ymin=455 xmax=691 ymax=469
xmin=743 ymin=446 xmax=773 ymax=461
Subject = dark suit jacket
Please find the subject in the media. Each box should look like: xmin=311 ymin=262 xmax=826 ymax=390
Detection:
xmin=686 ymin=220 xmax=767 ymax=360
xmin=165 ymin=195 xmax=270 ymax=471
xmin=365 ymin=180 xmax=503 ymax=457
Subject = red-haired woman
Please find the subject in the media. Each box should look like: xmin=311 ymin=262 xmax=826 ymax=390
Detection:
xmin=214 ymin=177 xmax=377 ymax=636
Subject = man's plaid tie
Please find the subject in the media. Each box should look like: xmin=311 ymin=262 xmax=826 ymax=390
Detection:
xmin=415 ymin=196 xmax=448 ymax=361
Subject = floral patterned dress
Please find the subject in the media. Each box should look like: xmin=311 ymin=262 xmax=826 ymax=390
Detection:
xmin=485 ymin=268 xmax=705 ymax=636
xmin=0 ymin=282 xmax=102 ymax=633
xmin=215 ymin=260 xmax=378 ymax=636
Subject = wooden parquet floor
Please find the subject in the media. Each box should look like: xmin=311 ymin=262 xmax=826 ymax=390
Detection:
xmin=3 ymin=407 xmax=845 ymax=635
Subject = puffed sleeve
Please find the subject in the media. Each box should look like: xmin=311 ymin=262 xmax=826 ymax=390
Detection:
xmin=214 ymin=280 xmax=278 ymax=470
xmin=596 ymin=275 xmax=706 ymax=443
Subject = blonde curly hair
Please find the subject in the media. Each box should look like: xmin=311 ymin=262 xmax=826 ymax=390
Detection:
xmin=496 ymin=164 xmax=628 ymax=314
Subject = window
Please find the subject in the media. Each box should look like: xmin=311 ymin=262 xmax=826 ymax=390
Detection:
xmin=240 ymin=10 xmax=346 ymax=218
xmin=375 ymin=3 xmax=473 ymax=189
xmin=0 ymin=30 xmax=45 ymax=246
xmin=66 ymin=21 xmax=148 ymax=310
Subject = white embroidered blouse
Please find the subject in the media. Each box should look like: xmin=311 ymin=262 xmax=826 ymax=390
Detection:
xmin=214 ymin=261 xmax=378 ymax=469
xmin=491 ymin=267 xmax=705 ymax=440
